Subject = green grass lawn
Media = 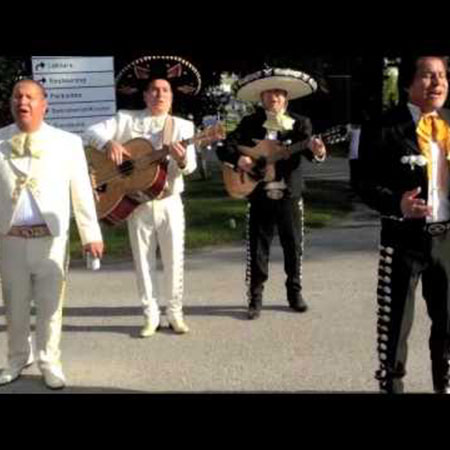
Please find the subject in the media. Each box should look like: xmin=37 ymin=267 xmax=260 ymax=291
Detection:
xmin=70 ymin=161 xmax=353 ymax=259
xmin=183 ymin=164 xmax=353 ymax=249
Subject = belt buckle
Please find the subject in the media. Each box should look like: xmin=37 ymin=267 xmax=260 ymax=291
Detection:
xmin=266 ymin=189 xmax=284 ymax=200
xmin=427 ymin=223 xmax=446 ymax=236
xmin=24 ymin=227 xmax=35 ymax=238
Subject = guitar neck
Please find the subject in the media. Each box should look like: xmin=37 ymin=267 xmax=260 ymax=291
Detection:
xmin=156 ymin=135 xmax=204 ymax=162
xmin=287 ymin=134 xmax=324 ymax=153
xmin=180 ymin=134 xmax=205 ymax=147
xmin=156 ymin=124 xmax=223 ymax=159
xmin=158 ymin=136 xmax=199 ymax=159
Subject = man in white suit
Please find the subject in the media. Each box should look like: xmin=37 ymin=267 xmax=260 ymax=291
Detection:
xmin=0 ymin=80 xmax=103 ymax=389
xmin=85 ymin=76 xmax=196 ymax=337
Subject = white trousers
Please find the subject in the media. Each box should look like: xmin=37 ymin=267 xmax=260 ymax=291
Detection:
xmin=0 ymin=234 xmax=68 ymax=372
xmin=127 ymin=195 xmax=186 ymax=323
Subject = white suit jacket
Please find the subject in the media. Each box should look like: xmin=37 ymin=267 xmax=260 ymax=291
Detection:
xmin=0 ymin=122 xmax=102 ymax=245
xmin=83 ymin=109 xmax=197 ymax=196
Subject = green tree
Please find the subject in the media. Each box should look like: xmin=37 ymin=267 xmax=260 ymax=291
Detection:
xmin=0 ymin=57 xmax=28 ymax=126
xmin=382 ymin=58 xmax=400 ymax=112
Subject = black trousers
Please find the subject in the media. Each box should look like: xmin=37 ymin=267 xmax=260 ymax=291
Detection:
xmin=246 ymin=195 xmax=304 ymax=306
xmin=376 ymin=221 xmax=450 ymax=392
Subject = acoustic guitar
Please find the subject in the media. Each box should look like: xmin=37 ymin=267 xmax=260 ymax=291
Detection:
xmin=222 ymin=125 xmax=349 ymax=199
xmin=86 ymin=123 xmax=225 ymax=225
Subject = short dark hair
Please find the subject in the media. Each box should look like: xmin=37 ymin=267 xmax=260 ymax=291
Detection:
xmin=11 ymin=79 xmax=47 ymax=99
xmin=398 ymin=55 xmax=449 ymax=91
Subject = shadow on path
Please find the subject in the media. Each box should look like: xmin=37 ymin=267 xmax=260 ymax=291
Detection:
xmin=0 ymin=304 xmax=302 ymax=336
xmin=0 ymin=374 xmax=383 ymax=394
xmin=0 ymin=374 xmax=152 ymax=394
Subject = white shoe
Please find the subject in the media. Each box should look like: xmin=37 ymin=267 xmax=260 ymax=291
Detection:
xmin=139 ymin=319 xmax=160 ymax=338
xmin=42 ymin=367 xmax=66 ymax=390
xmin=168 ymin=317 xmax=190 ymax=334
xmin=0 ymin=368 xmax=22 ymax=386
xmin=0 ymin=360 xmax=33 ymax=386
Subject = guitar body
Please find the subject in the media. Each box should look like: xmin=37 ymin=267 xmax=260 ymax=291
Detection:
xmin=85 ymin=123 xmax=226 ymax=224
xmin=86 ymin=138 xmax=168 ymax=222
xmin=222 ymin=140 xmax=289 ymax=198
xmin=222 ymin=165 xmax=258 ymax=199
xmin=222 ymin=126 xmax=349 ymax=199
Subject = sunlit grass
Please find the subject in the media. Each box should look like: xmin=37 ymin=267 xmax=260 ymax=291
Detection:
xmin=70 ymin=163 xmax=352 ymax=258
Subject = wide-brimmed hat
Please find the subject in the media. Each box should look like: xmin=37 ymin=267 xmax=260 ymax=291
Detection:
xmin=234 ymin=67 xmax=317 ymax=102
xmin=115 ymin=55 xmax=202 ymax=97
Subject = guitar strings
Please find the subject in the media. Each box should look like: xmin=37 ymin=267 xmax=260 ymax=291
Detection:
xmin=91 ymin=127 xmax=223 ymax=187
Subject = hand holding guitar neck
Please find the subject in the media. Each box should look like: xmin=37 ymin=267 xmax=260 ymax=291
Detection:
xmin=104 ymin=140 xmax=131 ymax=165
xmin=309 ymin=135 xmax=327 ymax=159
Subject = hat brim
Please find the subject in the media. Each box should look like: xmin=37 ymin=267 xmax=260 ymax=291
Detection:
xmin=235 ymin=69 xmax=317 ymax=102
xmin=116 ymin=55 xmax=202 ymax=97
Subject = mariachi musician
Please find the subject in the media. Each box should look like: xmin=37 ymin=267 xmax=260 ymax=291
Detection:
xmin=217 ymin=67 xmax=327 ymax=320
xmin=84 ymin=56 xmax=200 ymax=337
xmin=357 ymin=55 xmax=450 ymax=394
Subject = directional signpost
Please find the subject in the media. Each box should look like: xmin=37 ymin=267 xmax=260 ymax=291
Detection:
xmin=31 ymin=56 xmax=116 ymax=135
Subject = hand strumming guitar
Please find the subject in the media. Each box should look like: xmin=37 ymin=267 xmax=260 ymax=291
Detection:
xmin=104 ymin=140 xmax=131 ymax=165
xmin=237 ymin=155 xmax=255 ymax=173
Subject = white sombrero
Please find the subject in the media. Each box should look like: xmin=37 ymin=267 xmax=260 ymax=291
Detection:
xmin=115 ymin=55 xmax=202 ymax=97
xmin=234 ymin=67 xmax=318 ymax=102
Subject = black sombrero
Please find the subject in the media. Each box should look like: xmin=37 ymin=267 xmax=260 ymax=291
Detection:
xmin=234 ymin=67 xmax=317 ymax=102
xmin=116 ymin=55 xmax=202 ymax=97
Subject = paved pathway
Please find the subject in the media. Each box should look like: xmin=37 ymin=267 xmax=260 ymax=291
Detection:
xmin=0 ymin=157 xmax=435 ymax=393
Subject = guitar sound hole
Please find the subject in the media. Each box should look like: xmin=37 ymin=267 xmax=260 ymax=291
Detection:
xmin=118 ymin=160 xmax=134 ymax=176
xmin=252 ymin=158 xmax=266 ymax=180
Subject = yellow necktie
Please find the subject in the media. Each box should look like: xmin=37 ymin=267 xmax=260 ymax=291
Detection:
xmin=10 ymin=133 xmax=42 ymax=159
xmin=416 ymin=114 xmax=450 ymax=179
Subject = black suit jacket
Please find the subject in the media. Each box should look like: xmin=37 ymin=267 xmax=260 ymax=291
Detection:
xmin=357 ymin=104 xmax=450 ymax=222
xmin=217 ymin=108 xmax=318 ymax=199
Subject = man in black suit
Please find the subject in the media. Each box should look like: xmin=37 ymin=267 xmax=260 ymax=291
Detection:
xmin=217 ymin=67 xmax=326 ymax=319
xmin=357 ymin=56 xmax=450 ymax=393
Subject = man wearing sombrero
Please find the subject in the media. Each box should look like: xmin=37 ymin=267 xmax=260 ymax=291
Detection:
xmin=85 ymin=56 xmax=200 ymax=336
xmin=217 ymin=67 xmax=327 ymax=319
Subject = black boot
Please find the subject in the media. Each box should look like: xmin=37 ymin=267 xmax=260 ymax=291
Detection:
xmin=432 ymin=359 xmax=450 ymax=394
xmin=379 ymin=378 xmax=404 ymax=394
xmin=288 ymin=293 xmax=308 ymax=313
xmin=248 ymin=299 xmax=262 ymax=320
xmin=376 ymin=367 xmax=405 ymax=394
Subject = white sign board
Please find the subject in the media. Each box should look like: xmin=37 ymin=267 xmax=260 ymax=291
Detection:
xmin=32 ymin=56 xmax=116 ymax=135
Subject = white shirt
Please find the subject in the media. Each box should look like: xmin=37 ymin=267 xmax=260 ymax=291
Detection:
xmin=141 ymin=113 xmax=168 ymax=149
xmin=12 ymin=188 xmax=45 ymax=226
xmin=408 ymin=103 xmax=450 ymax=223
xmin=349 ymin=126 xmax=361 ymax=160
xmin=264 ymin=129 xmax=287 ymax=191
xmin=10 ymin=138 xmax=45 ymax=227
